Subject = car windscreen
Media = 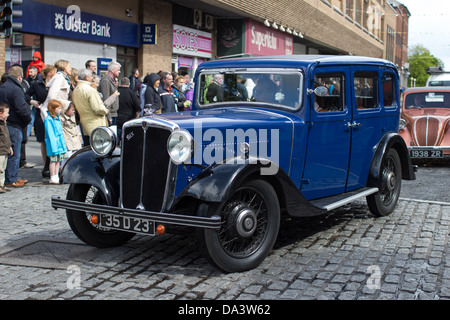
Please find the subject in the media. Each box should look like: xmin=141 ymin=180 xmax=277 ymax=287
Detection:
xmin=404 ymin=92 xmax=450 ymax=109
xmin=197 ymin=68 xmax=303 ymax=110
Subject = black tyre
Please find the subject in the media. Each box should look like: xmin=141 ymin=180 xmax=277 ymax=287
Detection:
xmin=367 ymin=149 xmax=402 ymax=217
xmin=197 ymin=179 xmax=280 ymax=272
xmin=66 ymin=184 xmax=135 ymax=247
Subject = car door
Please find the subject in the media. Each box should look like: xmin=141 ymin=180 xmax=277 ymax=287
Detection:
xmin=346 ymin=66 xmax=387 ymax=191
xmin=301 ymin=66 xmax=352 ymax=200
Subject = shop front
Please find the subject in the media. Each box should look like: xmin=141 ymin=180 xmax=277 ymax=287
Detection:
xmin=218 ymin=19 xmax=293 ymax=58
xmin=172 ymin=24 xmax=212 ymax=78
xmin=8 ymin=0 xmax=139 ymax=76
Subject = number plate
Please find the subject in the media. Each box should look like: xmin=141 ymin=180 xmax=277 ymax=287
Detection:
xmin=410 ymin=149 xmax=443 ymax=159
xmin=100 ymin=214 xmax=155 ymax=236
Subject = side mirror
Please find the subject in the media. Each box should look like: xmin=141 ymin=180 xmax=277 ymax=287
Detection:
xmin=314 ymin=86 xmax=328 ymax=97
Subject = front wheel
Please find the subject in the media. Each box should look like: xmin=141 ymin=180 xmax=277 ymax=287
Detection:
xmin=197 ymin=179 xmax=280 ymax=272
xmin=367 ymin=149 xmax=402 ymax=217
xmin=66 ymin=184 xmax=135 ymax=247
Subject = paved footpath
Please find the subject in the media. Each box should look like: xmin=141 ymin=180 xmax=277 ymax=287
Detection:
xmin=0 ymin=145 xmax=450 ymax=301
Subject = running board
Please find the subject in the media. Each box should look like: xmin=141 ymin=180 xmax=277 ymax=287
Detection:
xmin=310 ymin=187 xmax=379 ymax=211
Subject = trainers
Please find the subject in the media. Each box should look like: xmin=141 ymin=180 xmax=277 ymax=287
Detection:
xmin=22 ymin=162 xmax=36 ymax=168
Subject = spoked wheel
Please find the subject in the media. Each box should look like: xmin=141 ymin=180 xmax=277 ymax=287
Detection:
xmin=197 ymin=180 xmax=280 ymax=272
xmin=66 ymin=184 xmax=135 ymax=247
xmin=367 ymin=149 xmax=402 ymax=217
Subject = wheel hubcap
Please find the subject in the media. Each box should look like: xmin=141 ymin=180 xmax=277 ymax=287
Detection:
xmin=386 ymin=172 xmax=396 ymax=192
xmin=236 ymin=208 xmax=257 ymax=237
xmin=218 ymin=186 xmax=269 ymax=257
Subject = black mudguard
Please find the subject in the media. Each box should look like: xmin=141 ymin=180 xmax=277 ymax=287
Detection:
xmin=175 ymin=157 xmax=326 ymax=218
xmin=60 ymin=147 xmax=121 ymax=206
xmin=367 ymin=132 xmax=416 ymax=189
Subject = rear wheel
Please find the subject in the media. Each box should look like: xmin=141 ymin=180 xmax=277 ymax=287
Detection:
xmin=197 ymin=179 xmax=280 ymax=272
xmin=367 ymin=149 xmax=402 ymax=217
xmin=66 ymin=184 xmax=135 ymax=247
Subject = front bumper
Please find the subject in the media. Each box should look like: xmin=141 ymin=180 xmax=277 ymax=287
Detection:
xmin=51 ymin=196 xmax=221 ymax=230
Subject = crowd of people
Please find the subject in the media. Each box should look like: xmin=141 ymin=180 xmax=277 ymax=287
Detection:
xmin=0 ymin=52 xmax=194 ymax=193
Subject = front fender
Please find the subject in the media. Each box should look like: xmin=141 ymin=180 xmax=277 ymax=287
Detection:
xmin=175 ymin=157 xmax=325 ymax=217
xmin=60 ymin=147 xmax=121 ymax=206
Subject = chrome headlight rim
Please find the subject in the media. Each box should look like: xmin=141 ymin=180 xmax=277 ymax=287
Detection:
xmin=91 ymin=126 xmax=117 ymax=157
xmin=399 ymin=118 xmax=407 ymax=130
xmin=167 ymin=129 xmax=195 ymax=165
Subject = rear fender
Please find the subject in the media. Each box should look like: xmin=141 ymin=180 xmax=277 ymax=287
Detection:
xmin=367 ymin=132 xmax=416 ymax=188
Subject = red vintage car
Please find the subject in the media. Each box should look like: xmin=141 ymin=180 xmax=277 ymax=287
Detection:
xmin=399 ymin=87 xmax=450 ymax=159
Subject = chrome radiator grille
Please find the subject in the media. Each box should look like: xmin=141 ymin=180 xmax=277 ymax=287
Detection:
xmin=120 ymin=122 xmax=172 ymax=212
xmin=414 ymin=117 xmax=441 ymax=146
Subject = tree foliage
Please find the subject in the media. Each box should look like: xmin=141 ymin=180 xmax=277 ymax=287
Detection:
xmin=408 ymin=44 xmax=443 ymax=87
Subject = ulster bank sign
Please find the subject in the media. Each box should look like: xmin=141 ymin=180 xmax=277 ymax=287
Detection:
xmin=54 ymin=6 xmax=111 ymax=38
xmin=15 ymin=1 xmax=139 ymax=47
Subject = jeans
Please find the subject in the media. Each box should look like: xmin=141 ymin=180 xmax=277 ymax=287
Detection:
xmin=5 ymin=125 xmax=23 ymax=184
xmin=26 ymin=106 xmax=37 ymax=138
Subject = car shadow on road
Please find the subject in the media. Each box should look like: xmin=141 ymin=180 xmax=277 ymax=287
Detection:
xmin=273 ymin=202 xmax=374 ymax=251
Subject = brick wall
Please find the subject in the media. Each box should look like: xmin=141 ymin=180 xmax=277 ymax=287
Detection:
xmin=0 ymin=39 xmax=5 ymax=76
xmin=216 ymin=0 xmax=384 ymax=58
xmin=139 ymin=0 xmax=173 ymax=75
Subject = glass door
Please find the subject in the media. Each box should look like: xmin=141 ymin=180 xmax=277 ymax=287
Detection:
xmin=117 ymin=46 xmax=138 ymax=81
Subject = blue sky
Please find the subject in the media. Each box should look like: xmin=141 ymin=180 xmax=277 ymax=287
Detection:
xmin=401 ymin=0 xmax=450 ymax=70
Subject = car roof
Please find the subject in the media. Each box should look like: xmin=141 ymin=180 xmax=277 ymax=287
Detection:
xmin=405 ymin=86 xmax=450 ymax=93
xmin=198 ymin=55 xmax=396 ymax=69
xmin=427 ymin=73 xmax=450 ymax=81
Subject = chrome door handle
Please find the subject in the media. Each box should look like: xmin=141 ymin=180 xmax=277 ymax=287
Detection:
xmin=347 ymin=121 xmax=362 ymax=128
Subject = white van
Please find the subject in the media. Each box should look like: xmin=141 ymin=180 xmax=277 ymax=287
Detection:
xmin=426 ymin=67 xmax=450 ymax=86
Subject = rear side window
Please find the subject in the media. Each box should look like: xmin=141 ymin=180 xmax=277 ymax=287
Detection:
xmin=354 ymin=71 xmax=378 ymax=109
xmin=382 ymin=72 xmax=396 ymax=108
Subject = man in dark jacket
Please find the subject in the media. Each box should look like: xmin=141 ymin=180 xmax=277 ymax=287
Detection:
xmin=206 ymin=74 xmax=224 ymax=103
xmin=128 ymin=68 xmax=140 ymax=94
xmin=117 ymin=77 xmax=140 ymax=136
xmin=0 ymin=66 xmax=31 ymax=187
xmin=158 ymin=72 xmax=177 ymax=113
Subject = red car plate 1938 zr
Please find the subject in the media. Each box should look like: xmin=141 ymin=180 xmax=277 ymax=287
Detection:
xmin=410 ymin=149 xmax=443 ymax=158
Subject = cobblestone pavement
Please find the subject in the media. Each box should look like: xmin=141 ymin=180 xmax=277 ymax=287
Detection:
xmin=0 ymin=145 xmax=450 ymax=301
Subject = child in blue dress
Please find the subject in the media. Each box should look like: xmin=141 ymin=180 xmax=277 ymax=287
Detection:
xmin=44 ymin=99 xmax=67 ymax=184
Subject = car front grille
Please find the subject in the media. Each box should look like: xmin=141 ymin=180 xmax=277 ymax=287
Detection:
xmin=120 ymin=119 xmax=175 ymax=212
xmin=414 ymin=117 xmax=441 ymax=146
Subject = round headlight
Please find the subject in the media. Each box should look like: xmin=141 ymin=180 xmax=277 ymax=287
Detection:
xmin=167 ymin=130 xmax=194 ymax=164
xmin=91 ymin=127 xmax=117 ymax=156
xmin=399 ymin=118 xmax=407 ymax=130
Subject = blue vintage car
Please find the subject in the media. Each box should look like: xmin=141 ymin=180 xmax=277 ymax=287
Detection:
xmin=52 ymin=55 xmax=415 ymax=272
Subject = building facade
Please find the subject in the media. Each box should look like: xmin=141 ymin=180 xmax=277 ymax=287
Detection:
xmin=1 ymin=0 xmax=410 ymax=81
